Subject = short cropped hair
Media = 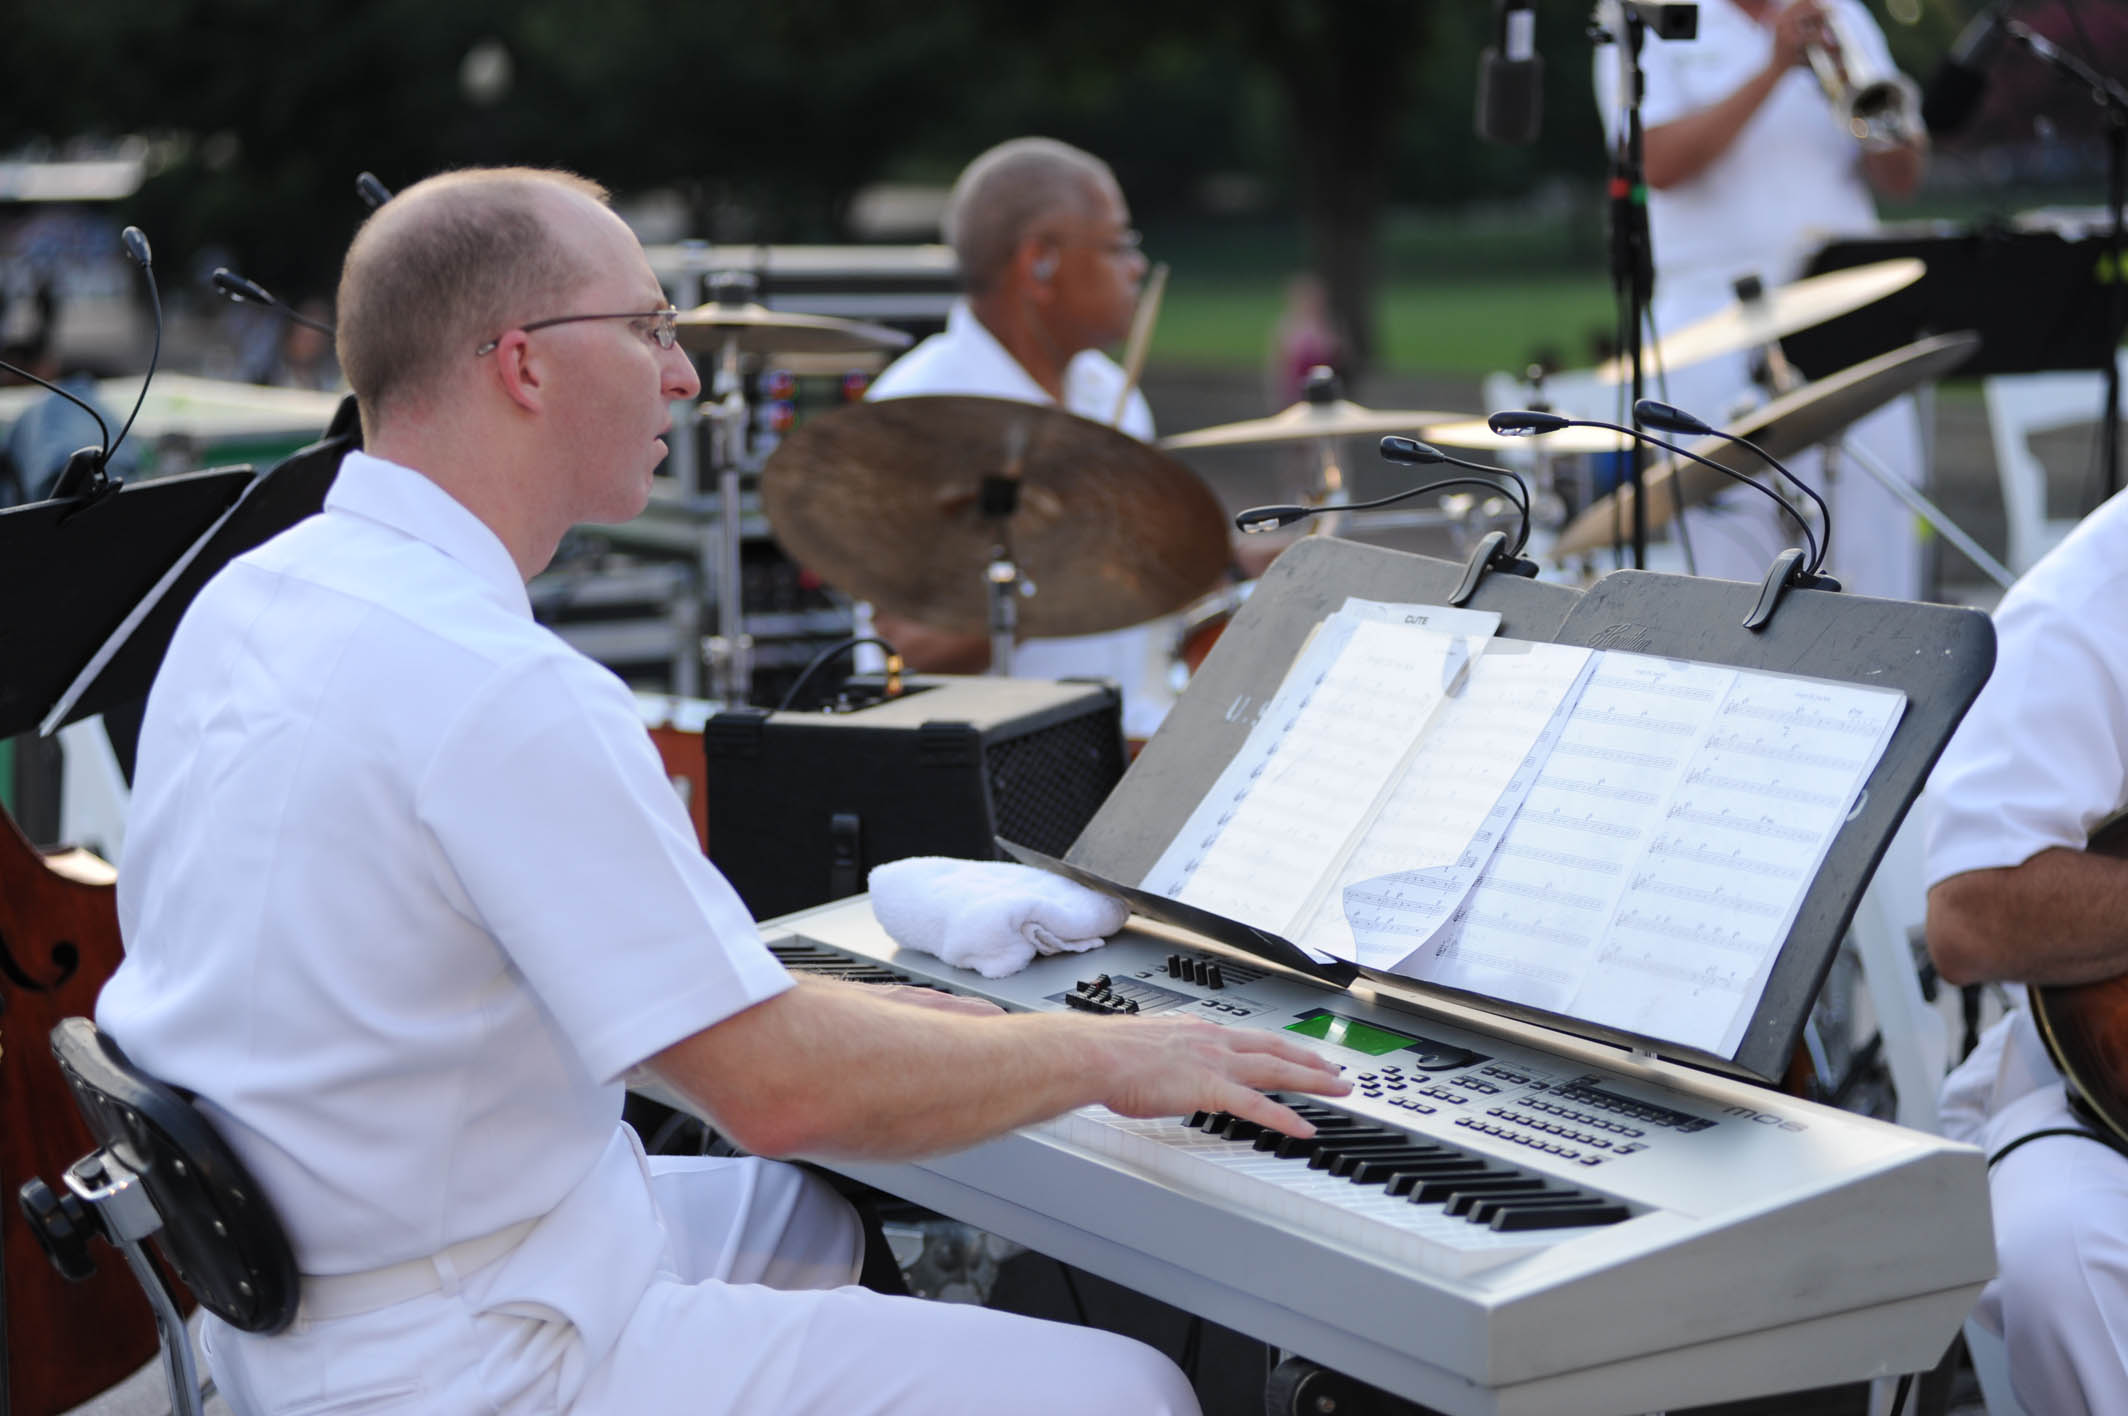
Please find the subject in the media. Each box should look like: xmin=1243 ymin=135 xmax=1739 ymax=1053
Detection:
xmin=336 ymin=167 xmax=611 ymax=419
xmin=943 ymin=138 xmax=1116 ymax=295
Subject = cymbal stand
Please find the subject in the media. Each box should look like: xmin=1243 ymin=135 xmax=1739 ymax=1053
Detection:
xmin=2004 ymin=20 xmax=2128 ymax=498
xmin=1736 ymin=294 xmax=2014 ymax=591
xmin=705 ymin=331 xmax=754 ymax=703
xmin=982 ymin=422 xmax=1033 ymax=676
xmin=1305 ymin=438 xmax=1349 ymax=537
xmin=662 ymin=243 xmax=709 ymax=698
xmin=1830 ymin=433 xmax=2015 ymax=591
xmin=1597 ymin=0 xmax=1659 ymax=567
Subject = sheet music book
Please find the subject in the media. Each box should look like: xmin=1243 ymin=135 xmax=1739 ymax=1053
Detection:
xmin=1138 ymin=602 xmax=1906 ymax=1060
xmin=1141 ymin=601 xmax=1503 ymax=944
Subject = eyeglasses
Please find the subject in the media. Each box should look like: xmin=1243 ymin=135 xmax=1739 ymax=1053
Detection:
xmin=475 ymin=306 xmax=680 ymax=357
xmin=1072 ymin=229 xmax=1142 ymax=258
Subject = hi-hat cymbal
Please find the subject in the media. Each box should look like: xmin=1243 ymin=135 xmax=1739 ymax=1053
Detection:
xmin=761 ymin=396 xmax=1230 ymax=638
xmin=1420 ymin=418 xmax=1639 ymax=456
xmin=1160 ymin=397 xmax=1464 ymax=452
xmin=1592 ymin=258 xmax=1925 ymax=383
xmin=1553 ymin=330 xmax=1979 ymax=560
xmin=674 ymin=301 xmax=913 ymax=357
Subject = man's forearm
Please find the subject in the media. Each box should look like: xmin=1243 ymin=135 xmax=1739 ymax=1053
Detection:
xmin=1927 ymin=846 xmax=2128 ymax=986
xmin=648 ymin=974 xmax=1346 ymax=1162
xmin=1643 ymin=62 xmax=1787 ymax=189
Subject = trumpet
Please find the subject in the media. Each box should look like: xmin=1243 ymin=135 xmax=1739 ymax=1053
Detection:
xmin=1804 ymin=3 xmax=1924 ymax=150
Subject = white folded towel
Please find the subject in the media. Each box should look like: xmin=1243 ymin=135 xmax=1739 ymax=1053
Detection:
xmin=867 ymin=856 xmax=1129 ymax=979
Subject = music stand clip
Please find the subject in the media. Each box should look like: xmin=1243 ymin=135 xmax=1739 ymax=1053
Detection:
xmin=1745 ymin=547 xmax=1841 ymax=631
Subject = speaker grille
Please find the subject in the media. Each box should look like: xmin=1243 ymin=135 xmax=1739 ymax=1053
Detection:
xmin=986 ymin=710 xmax=1124 ymax=857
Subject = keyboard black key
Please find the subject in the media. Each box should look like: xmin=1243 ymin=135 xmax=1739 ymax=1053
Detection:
xmin=1347 ymin=1150 xmax=1455 ymax=1184
xmin=1445 ymin=1181 xmax=1555 ymax=1217
xmin=1467 ymin=1192 xmax=1602 ymax=1224
xmin=1330 ymin=1146 xmax=1443 ymax=1179
xmin=1430 ymin=1175 xmax=1549 ymax=1209
xmin=1491 ymin=1202 xmax=1631 ymax=1231
xmin=1304 ymin=1140 xmax=1408 ymax=1169
xmin=1387 ymin=1163 xmax=1498 ymax=1197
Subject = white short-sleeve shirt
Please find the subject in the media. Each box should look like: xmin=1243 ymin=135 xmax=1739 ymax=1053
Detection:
xmin=1594 ymin=0 xmax=1890 ymax=290
xmin=861 ymin=300 xmax=1178 ymax=738
xmin=98 ymin=451 xmax=793 ymax=1279
xmin=1925 ymin=488 xmax=2128 ymax=889
xmin=1925 ymin=490 xmax=2128 ymax=1138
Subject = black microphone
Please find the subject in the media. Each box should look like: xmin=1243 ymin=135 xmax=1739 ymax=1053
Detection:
xmin=1489 ymin=407 xmax=1826 ymax=574
xmin=1377 ymin=436 xmax=1534 ymax=557
xmin=356 ymin=171 xmax=393 ymax=210
xmin=104 ymin=226 xmax=162 ymax=473
xmin=1921 ymin=2 xmax=2013 ymax=137
xmin=51 ymin=226 xmax=159 ymax=502
xmin=210 ymin=267 xmax=338 ymax=335
xmin=1632 ymin=398 xmax=1836 ymax=562
xmin=1235 ymin=451 xmax=1534 ymax=572
xmin=1475 ymin=0 xmax=1543 ymax=145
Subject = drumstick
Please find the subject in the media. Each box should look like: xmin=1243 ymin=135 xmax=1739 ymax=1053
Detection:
xmin=1110 ymin=262 xmax=1169 ymax=427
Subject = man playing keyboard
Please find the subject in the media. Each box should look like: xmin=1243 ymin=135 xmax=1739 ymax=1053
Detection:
xmin=94 ymin=165 xmax=1347 ymax=1416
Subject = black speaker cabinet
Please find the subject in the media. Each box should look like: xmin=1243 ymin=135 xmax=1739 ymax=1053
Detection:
xmin=703 ymin=675 xmax=1127 ymax=920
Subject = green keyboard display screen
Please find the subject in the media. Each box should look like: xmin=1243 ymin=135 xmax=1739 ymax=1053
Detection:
xmin=1285 ymin=1010 xmax=1416 ymax=1057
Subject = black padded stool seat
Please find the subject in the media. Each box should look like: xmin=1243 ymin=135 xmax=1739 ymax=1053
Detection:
xmin=19 ymin=1016 xmax=299 ymax=1416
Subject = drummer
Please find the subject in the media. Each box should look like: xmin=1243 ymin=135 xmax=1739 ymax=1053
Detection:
xmin=861 ymin=137 xmax=1176 ymax=739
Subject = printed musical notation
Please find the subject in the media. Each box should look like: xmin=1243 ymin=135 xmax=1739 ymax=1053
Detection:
xmin=1319 ymin=642 xmax=1596 ymax=969
xmin=1549 ymin=659 xmax=1900 ymax=1055
xmin=1342 ymin=650 xmax=1901 ymax=1058
xmin=1140 ymin=601 xmax=1502 ymax=948
xmin=1141 ymin=609 xmax=1905 ymax=1058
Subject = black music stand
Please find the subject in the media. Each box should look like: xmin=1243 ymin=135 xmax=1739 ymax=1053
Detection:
xmin=0 ymin=467 xmax=257 ymax=743
xmin=42 ymin=412 xmax=356 ymax=735
xmin=1783 ymin=223 xmax=2119 ymax=379
xmin=1017 ymin=536 xmax=1992 ymax=1085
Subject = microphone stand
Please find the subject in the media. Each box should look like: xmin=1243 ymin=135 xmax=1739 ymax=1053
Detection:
xmin=1601 ymin=3 xmax=1659 ymax=566
xmin=2007 ymin=22 xmax=2128 ymax=498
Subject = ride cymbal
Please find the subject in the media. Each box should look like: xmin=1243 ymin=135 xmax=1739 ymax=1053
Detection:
xmin=762 ymin=396 xmax=1230 ymax=637
xmin=1592 ymin=258 xmax=1925 ymax=383
xmin=674 ymin=301 xmax=913 ymax=357
xmin=1552 ymin=331 xmax=1979 ymax=559
xmin=1160 ymin=397 xmax=1464 ymax=452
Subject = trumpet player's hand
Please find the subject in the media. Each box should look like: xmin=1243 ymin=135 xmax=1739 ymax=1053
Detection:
xmin=1770 ymin=0 xmax=1833 ymax=73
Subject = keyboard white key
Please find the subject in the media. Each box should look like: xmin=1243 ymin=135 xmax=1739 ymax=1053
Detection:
xmin=1043 ymin=1108 xmax=1581 ymax=1278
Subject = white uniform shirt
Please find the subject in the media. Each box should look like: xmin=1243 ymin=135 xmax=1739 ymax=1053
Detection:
xmin=99 ymin=451 xmax=793 ymax=1285
xmin=1592 ymin=1 xmax=1923 ymax=600
xmin=1926 ymin=488 xmax=2128 ymax=1127
xmin=1596 ymin=0 xmax=1889 ymax=293
xmin=863 ymin=300 xmax=1177 ymax=738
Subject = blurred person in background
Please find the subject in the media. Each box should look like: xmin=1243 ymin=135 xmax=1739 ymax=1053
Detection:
xmin=1596 ymin=0 xmax=1928 ymax=598
xmin=863 ymin=137 xmax=1177 ymax=738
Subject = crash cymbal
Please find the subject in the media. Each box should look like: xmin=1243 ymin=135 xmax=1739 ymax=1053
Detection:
xmin=1160 ymin=397 xmax=1464 ymax=452
xmin=674 ymin=301 xmax=913 ymax=357
xmin=1592 ymin=258 xmax=1925 ymax=383
xmin=1420 ymin=418 xmax=1639 ymax=456
xmin=761 ymin=395 xmax=1230 ymax=638
xmin=1553 ymin=331 xmax=1979 ymax=560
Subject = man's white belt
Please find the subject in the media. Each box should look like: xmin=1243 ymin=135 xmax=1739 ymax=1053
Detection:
xmin=296 ymin=1217 xmax=539 ymax=1323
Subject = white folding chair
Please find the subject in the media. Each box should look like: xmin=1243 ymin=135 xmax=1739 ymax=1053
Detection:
xmin=1982 ymin=353 xmax=2128 ymax=573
